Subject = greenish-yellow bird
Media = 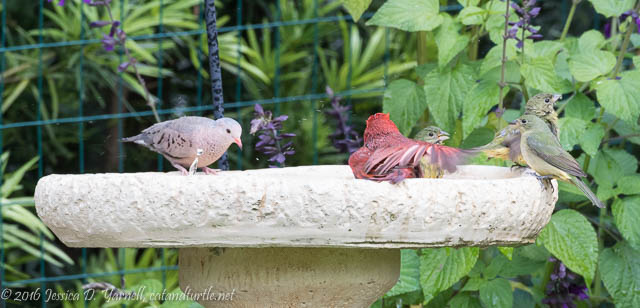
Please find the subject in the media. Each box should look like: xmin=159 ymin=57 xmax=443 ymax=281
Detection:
xmin=414 ymin=126 xmax=450 ymax=178
xmin=478 ymin=93 xmax=561 ymax=165
xmin=513 ymin=115 xmax=605 ymax=208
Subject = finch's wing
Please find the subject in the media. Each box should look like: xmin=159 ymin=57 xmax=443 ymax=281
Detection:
xmin=365 ymin=141 xmax=473 ymax=175
xmin=526 ymin=134 xmax=587 ymax=177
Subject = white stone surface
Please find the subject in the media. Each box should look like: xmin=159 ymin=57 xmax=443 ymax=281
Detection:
xmin=34 ymin=165 xmax=557 ymax=248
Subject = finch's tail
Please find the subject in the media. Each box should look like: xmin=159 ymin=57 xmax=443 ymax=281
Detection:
xmin=571 ymin=176 xmax=605 ymax=208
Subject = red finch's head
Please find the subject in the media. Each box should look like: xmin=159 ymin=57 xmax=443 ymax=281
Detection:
xmin=364 ymin=113 xmax=399 ymax=143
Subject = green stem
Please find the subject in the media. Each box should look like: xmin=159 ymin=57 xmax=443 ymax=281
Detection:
xmin=417 ymin=31 xmax=429 ymax=66
xmin=559 ymin=0 xmax=579 ymax=41
xmin=610 ymin=2 xmax=640 ymax=78
xmin=593 ymin=206 xmax=607 ymax=301
xmin=497 ymin=0 xmax=511 ymax=122
xmin=539 ymin=261 xmax=555 ymax=298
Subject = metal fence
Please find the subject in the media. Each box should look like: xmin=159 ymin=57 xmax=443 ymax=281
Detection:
xmin=0 ymin=0 xmax=594 ymax=307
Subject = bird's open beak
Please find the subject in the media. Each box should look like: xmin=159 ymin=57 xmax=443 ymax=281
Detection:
xmin=437 ymin=131 xmax=450 ymax=142
xmin=552 ymin=94 xmax=562 ymax=103
xmin=509 ymin=120 xmax=518 ymax=125
xmin=234 ymin=138 xmax=243 ymax=149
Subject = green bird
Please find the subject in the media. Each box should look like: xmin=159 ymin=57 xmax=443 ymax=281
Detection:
xmin=477 ymin=93 xmax=561 ymax=165
xmin=414 ymin=126 xmax=450 ymax=178
xmin=512 ymin=115 xmax=605 ymax=208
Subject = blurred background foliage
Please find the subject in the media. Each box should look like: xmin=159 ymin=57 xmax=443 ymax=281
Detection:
xmin=1 ymin=0 xmax=639 ymax=307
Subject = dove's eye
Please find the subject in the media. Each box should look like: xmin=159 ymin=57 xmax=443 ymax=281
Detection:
xmin=226 ymin=129 xmax=231 ymax=134
xmin=544 ymin=98 xmax=550 ymax=103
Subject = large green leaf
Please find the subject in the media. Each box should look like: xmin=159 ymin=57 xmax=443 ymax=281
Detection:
xmin=569 ymin=50 xmax=616 ymax=82
xmin=580 ymin=123 xmax=606 ymax=156
xmin=340 ymin=0 xmax=372 ymax=21
xmin=595 ymin=70 xmax=640 ymax=124
xmin=589 ymin=148 xmax=638 ymax=187
xmin=520 ymin=57 xmax=566 ymax=93
xmin=558 ymin=117 xmax=589 ymax=151
xmin=382 ymin=79 xmax=427 ymax=135
xmin=449 ymin=292 xmax=484 ymax=308
xmin=458 ymin=5 xmax=485 ymax=25
xmin=479 ymin=278 xmax=513 ymax=308
xmin=588 ymin=0 xmax=636 ymax=17
xmin=537 ymin=209 xmax=598 ymax=288
xmin=616 ymin=174 xmax=640 ymax=195
xmin=599 ymin=242 xmax=640 ymax=307
xmin=612 ymin=197 xmax=640 ymax=250
xmin=435 ymin=15 xmax=470 ymax=68
xmin=366 ymin=0 xmax=443 ymax=31
xmin=422 ymin=63 xmax=476 ymax=133
xmin=565 ymin=93 xmax=595 ymax=121
xmin=462 ymin=80 xmax=508 ymax=138
xmin=385 ymin=249 xmax=421 ymax=297
xmin=578 ymin=30 xmax=606 ymax=50
xmin=419 ymin=247 xmax=479 ymax=304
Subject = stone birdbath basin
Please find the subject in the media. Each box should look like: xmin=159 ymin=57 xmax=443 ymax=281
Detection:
xmin=34 ymin=165 xmax=557 ymax=307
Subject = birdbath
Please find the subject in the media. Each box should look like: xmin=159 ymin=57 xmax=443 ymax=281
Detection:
xmin=34 ymin=165 xmax=557 ymax=307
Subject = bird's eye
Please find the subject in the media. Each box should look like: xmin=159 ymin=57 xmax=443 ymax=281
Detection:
xmin=522 ymin=119 xmax=528 ymax=124
xmin=544 ymin=98 xmax=550 ymax=103
xmin=428 ymin=132 xmax=435 ymax=137
xmin=226 ymin=129 xmax=231 ymax=134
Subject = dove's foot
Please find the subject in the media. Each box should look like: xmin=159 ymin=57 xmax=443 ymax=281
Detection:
xmin=171 ymin=162 xmax=189 ymax=176
xmin=202 ymin=167 xmax=219 ymax=175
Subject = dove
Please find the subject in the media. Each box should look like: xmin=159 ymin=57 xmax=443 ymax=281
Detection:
xmin=513 ymin=115 xmax=605 ymax=208
xmin=414 ymin=126 xmax=450 ymax=178
xmin=122 ymin=116 xmax=242 ymax=175
xmin=348 ymin=113 xmax=472 ymax=183
xmin=477 ymin=93 xmax=561 ymax=165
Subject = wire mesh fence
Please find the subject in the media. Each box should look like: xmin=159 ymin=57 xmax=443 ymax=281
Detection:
xmin=0 ymin=0 xmax=599 ymax=306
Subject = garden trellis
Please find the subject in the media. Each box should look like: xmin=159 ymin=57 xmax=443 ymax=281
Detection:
xmin=0 ymin=0 xmax=607 ymax=307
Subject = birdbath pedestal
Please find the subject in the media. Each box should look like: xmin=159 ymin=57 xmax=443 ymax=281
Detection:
xmin=34 ymin=165 xmax=557 ymax=307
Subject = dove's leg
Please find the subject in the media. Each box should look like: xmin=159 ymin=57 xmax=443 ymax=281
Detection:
xmin=202 ymin=166 xmax=219 ymax=175
xmin=169 ymin=161 xmax=189 ymax=176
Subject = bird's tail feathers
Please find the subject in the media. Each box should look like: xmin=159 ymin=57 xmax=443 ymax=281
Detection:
xmin=571 ymin=176 xmax=605 ymax=208
xmin=120 ymin=135 xmax=148 ymax=146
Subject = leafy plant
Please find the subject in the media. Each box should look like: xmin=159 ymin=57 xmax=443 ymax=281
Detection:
xmin=340 ymin=0 xmax=640 ymax=306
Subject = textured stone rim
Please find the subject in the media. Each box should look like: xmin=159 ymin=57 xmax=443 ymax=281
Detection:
xmin=34 ymin=165 xmax=557 ymax=248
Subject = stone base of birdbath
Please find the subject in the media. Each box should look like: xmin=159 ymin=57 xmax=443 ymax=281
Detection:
xmin=34 ymin=165 xmax=557 ymax=307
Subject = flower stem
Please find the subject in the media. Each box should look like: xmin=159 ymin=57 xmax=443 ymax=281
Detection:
xmin=271 ymin=128 xmax=285 ymax=167
xmin=610 ymin=2 xmax=640 ymax=78
xmin=559 ymin=0 xmax=580 ymax=41
xmin=103 ymin=1 xmax=160 ymax=123
xmin=417 ymin=31 xmax=429 ymax=66
xmin=498 ymin=0 xmax=511 ymax=122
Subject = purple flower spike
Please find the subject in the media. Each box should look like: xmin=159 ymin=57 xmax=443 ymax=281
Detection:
xmin=324 ymin=86 xmax=362 ymax=155
xmin=543 ymin=255 xmax=589 ymax=308
xmin=101 ymin=34 xmax=116 ymax=51
xmin=250 ymin=104 xmax=295 ymax=167
xmin=90 ymin=21 xmax=112 ymax=28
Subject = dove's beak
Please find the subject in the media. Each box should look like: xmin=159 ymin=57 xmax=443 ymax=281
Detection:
xmin=437 ymin=131 xmax=450 ymax=142
xmin=552 ymin=94 xmax=562 ymax=103
xmin=234 ymin=138 xmax=243 ymax=149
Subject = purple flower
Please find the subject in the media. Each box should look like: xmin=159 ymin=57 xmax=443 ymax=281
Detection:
xmin=324 ymin=86 xmax=362 ymax=155
xmin=604 ymin=10 xmax=640 ymax=38
xmin=542 ymin=256 xmax=589 ymax=308
xmin=101 ymin=34 xmax=116 ymax=51
xmin=505 ymin=0 xmax=542 ymax=48
xmin=250 ymin=104 xmax=295 ymax=167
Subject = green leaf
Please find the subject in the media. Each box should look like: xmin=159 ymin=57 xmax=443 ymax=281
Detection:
xmin=616 ymin=175 xmax=640 ymax=195
xmin=462 ymin=80 xmax=508 ymax=138
xmin=532 ymin=41 xmax=564 ymax=58
xmin=133 ymin=279 xmax=164 ymax=300
xmin=595 ymin=70 xmax=640 ymax=124
xmin=382 ymin=79 xmax=427 ymax=136
xmin=612 ymin=197 xmax=640 ymax=250
xmin=578 ymin=30 xmax=606 ymax=50
xmin=589 ymin=148 xmax=638 ymax=187
xmin=480 ymin=42 xmax=517 ymax=76
xmin=458 ymin=0 xmax=480 ymax=6
xmin=483 ymin=254 xmax=509 ymax=279
xmin=558 ymin=117 xmax=589 ymax=151
xmin=423 ymin=63 xmax=476 ymax=133
xmin=634 ymin=56 xmax=640 ymax=69
xmin=520 ymin=57 xmax=566 ymax=93
xmin=386 ymin=249 xmax=421 ymax=297
xmin=462 ymin=277 xmax=486 ymax=291
xmin=450 ymin=292 xmax=484 ymax=308
xmin=419 ymin=247 xmax=479 ymax=304
xmin=340 ymin=0 xmax=372 ymax=21
xmin=599 ymin=242 xmax=640 ymax=307
xmin=565 ymin=93 xmax=595 ymax=121
xmin=498 ymin=247 xmax=514 ymax=261
xmin=458 ymin=6 xmax=485 ymax=25
xmin=461 ymin=127 xmax=495 ymax=149
xmin=580 ymin=123 xmax=605 ymax=156
xmin=479 ymin=278 xmax=513 ymax=308
xmin=435 ymin=15 xmax=470 ymax=68
xmin=537 ymin=209 xmax=598 ymax=288
xmin=366 ymin=0 xmax=443 ymax=31
xmin=1 ymin=156 xmax=39 ymax=198
xmin=569 ymin=50 xmax=616 ymax=82
xmin=588 ymin=0 xmax=636 ymax=17
xmin=632 ymin=33 xmax=640 ymax=47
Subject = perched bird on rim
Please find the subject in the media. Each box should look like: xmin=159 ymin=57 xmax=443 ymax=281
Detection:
xmin=477 ymin=93 xmax=561 ymax=165
xmin=348 ymin=113 xmax=472 ymax=183
xmin=513 ymin=115 xmax=605 ymax=208
xmin=122 ymin=116 xmax=242 ymax=175
xmin=414 ymin=126 xmax=450 ymax=178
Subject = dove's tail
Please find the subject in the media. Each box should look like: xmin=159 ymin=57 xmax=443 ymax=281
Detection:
xmin=571 ymin=175 xmax=605 ymax=208
xmin=120 ymin=134 xmax=149 ymax=146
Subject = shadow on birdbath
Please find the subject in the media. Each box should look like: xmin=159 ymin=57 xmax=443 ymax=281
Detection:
xmin=34 ymin=165 xmax=557 ymax=307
